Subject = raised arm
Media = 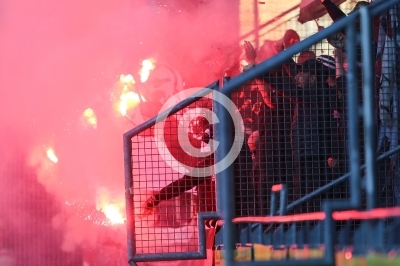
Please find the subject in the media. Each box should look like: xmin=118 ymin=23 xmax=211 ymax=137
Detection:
xmin=139 ymin=156 xmax=213 ymax=217
xmin=320 ymin=0 xmax=347 ymax=22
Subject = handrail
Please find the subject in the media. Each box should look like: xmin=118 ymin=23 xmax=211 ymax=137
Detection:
xmin=283 ymin=145 xmax=400 ymax=214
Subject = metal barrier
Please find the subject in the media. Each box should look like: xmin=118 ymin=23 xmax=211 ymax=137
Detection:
xmin=216 ymin=0 xmax=400 ymax=265
xmin=124 ymin=0 xmax=400 ymax=265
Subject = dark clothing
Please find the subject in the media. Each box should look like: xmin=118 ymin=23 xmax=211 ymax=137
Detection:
xmin=255 ymin=87 xmax=293 ymax=215
xmin=149 ymin=129 xmax=255 ymax=217
xmin=263 ymin=74 xmax=323 ymax=158
xmin=322 ymin=0 xmax=347 ymax=22
xmin=319 ymin=85 xmax=341 ymax=161
xmin=261 ymin=69 xmax=344 ymax=211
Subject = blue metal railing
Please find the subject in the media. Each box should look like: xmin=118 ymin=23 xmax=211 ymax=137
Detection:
xmin=216 ymin=1 xmax=400 ymax=265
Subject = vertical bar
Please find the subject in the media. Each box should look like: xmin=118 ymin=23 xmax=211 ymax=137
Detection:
xmin=346 ymin=21 xmax=362 ymax=208
xmin=323 ymin=203 xmax=335 ymax=265
xmin=123 ymin=135 xmax=138 ymax=266
xmin=214 ymin=79 xmax=236 ymax=265
xmin=215 ymin=79 xmax=224 ymax=215
xmin=279 ymin=185 xmax=287 ymax=216
xmin=360 ymin=6 xmax=378 ymax=210
xmin=270 ymin=192 xmax=277 ymax=216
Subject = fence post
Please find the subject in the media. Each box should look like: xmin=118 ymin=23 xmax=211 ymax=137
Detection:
xmin=360 ymin=6 xmax=378 ymax=210
xmin=214 ymin=78 xmax=236 ymax=265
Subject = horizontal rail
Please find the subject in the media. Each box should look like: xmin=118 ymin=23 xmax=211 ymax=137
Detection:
xmin=216 ymin=207 xmax=400 ymax=224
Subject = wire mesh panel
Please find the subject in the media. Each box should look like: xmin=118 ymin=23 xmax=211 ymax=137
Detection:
xmin=128 ymin=95 xmax=219 ymax=259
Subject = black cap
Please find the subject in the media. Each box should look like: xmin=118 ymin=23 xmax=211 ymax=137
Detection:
xmin=316 ymin=55 xmax=336 ymax=76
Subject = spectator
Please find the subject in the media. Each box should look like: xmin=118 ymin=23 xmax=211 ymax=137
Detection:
xmin=242 ymin=41 xmax=294 ymax=214
xmin=257 ymin=58 xmax=338 ymax=213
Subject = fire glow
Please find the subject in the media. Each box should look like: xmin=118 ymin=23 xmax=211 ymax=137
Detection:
xmin=119 ymin=90 xmax=140 ymax=116
xmin=96 ymin=188 xmax=125 ymax=225
xmin=46 ymin=148 xmax=58 ymax=163
xmin=118 ymin=74 xmax=146 ymax=116
xmin=82 ymin=108 xmax=97 ymax=128
xmin=139 ymin=58 xmax=156 ymax=83
xmin=102 ymin=204 xmax=125 ymax=225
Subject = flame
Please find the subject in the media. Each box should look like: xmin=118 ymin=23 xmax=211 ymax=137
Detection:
xmin=46 ymin=148 xmax=58 ymax=163
xmin=102 ymin=204 xmax=125 ymax=225
xmin=120 ymin=74 xmax=135 ymax=85
xmin=139 ymin=58 xmax=156 ymax=83
xmin=96 ymin=188 xmax=125 ymax=225
xmin=82 ymin=108 xmax=97 ymax=128
xmin=119 ymin=90 xmax=141 ymax=116
xmin=118 ymin=74 xmax=143 ymax=116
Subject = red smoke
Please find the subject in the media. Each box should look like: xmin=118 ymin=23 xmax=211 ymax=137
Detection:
xmin=0 ymin=0 xmax=240 ymax=262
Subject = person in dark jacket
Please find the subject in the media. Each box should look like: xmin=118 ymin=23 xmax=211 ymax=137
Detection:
xmin=139 ymin=99 xmax=255 ymax=218
xmin=242 ymin=40 xmax=294 ymax=215
xmin=260 ymin=59 xmax=335 ymax=213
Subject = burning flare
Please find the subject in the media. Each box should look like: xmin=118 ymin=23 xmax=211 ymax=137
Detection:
xmin=120 ymin=74 xmax=135 ymax=85
xmin=118 ymin=74 xmax=145 ymax=116
xmin=139 ymin=58 xmax=156 ymax=83
xmin=119 ymin=90 xmax=140 ymax=116
xmin=82 ymin=108 xmax=97 ymax=128
xmin=102 ymin=204 xmax=125 ymax=225
xmin=46 ymin=148 xmax=58 ymax=163
xmin=96 ymin=188 xmax=125 ymax=225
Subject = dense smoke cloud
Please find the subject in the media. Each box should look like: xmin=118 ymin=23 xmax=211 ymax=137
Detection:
xmin=0 ymin=0 xmax=240 ymax=262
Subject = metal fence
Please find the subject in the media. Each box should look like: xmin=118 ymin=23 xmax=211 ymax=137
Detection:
xmin=124 ymin=0 xmax=400 ymax=265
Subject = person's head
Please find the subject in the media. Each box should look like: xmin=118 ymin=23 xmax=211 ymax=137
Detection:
xmin=283 ymin=29 xmax=300 ymax=49
xmin=188 ymin=115 xmax=211 ymax=148
xmin=297 ymin=50 xmax=316 ymax=65
xmin=295 ymin=59 xmax=322 ymax=88
xmin=316 ymin=55 xmax=336 ymax=87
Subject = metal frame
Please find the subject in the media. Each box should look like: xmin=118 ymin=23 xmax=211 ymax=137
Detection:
xmin=215 ymin=1 xmax=400 ymax=265
xmin=123 ymin=82 xmax=220 ymax=265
